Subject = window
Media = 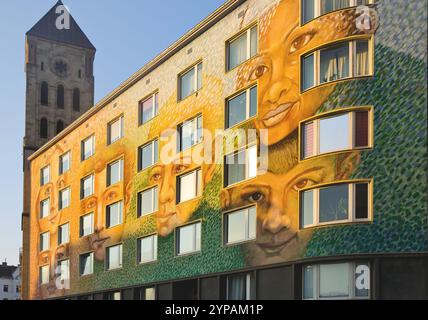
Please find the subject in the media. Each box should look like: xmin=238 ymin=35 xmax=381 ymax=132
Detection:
xmin=3 ymin=285 xmax=8 ymax=293
xmin=137 ymin=287 xmax=156 ymax=300
xmin=226 ymin=86 xmax=257 ymax=128
xmin=39 ymin=265 xmax=49 ymax=285
xmin=40 ymin=166 xmax=50 ymax=186
xmin=16 ymin=286 xmax=20 ymax=293
xmin=40 ymin=232 xmax=49 ymax=252
xmin=224 ymin=206 xmax=256 ymax=245
xmin=108 ymin=116 xmax=123 ymax=145
xmin=59 ymin=187 xmax=71 ymax=210
xmin=80 ymin=174 xmax=94 ymax=199
xmin=301 ymin=0 xmax=373 ymax=24
xmin=138 ymin=139 xmax=158 ymax=171
xmin=73 ymin=88 xmax=80 ymax=111
xmin=139 ymin=92 xmax=159 ymax=125
xmin=177 ymin=169 xmax=202 ymax=203
xmin=41 ymin=82 xmax=48 ymax=106
xmin=81 ymin=135 xmax=95 ymax=161
xmin=227 ymin=273 xmax=253 ymax=300
xmin=224 ymin=145 xmax=257 ymax=187
xmin=58 ymin=259 xmax=70 ymax=284
xmin=40 ymin=118 xmax=48 ymax=139
xmin=79 ymin=252 xmax=94 ymax=276
xmin=56 ymin=120 xmax=64 ymax=134
xmin=58 ymin=223 xmax=70 ymax=245
xmin=107 ymin=159 xmax=123 ymax=186
xmin=80 ymin=212 xmax=94 ymax=237
xmin=106 ymin=244 xmax=123 ymax=270
xmin=40 ymin=198 xmax=50 ymax=219
xmin=300 ymin=181 xmax=371 ymax=228
xmin=106 ymin=201 xmax=123 ymax=228
xmin=179 ymin=62 xmax=202 ymax=100
xmin=227 ymin=25 xmax=258 ymax=71
xmin=177 ymin=115 xmax=203 ymax=152
xmin=57 ymin=85 xmax=64 ymax=109
xmin=303 ymin=262 xmax=370 ymax=299
xmin=301 ymin=109 xmax=371 ymax=159
xmin=176 ymin=222 xmax=201 ymax=256
xmin=105 ymin=291 xmax=121 ymax=300
xmin=138 ymin=186 xmax=158 ymax=217
xmin=301 ymin=39 xmax=372 ymax=91
xmin=59 ymin=151 xmax=71 ymax=175
xmin=137 ymin=234 xmax=158 ymax=264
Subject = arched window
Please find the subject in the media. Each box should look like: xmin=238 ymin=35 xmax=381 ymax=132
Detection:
xmin=73 ymin=88 xmax=80 ymax=111
xmin=41 ymin=82 xmax=49 ymax=106
xmin=56 ymin=120 xmax=65 ymax=134
xmin=40 ymin=118 xmax=48 ymax=139
xmin=57 ymin=85 xmax=64 ymax=109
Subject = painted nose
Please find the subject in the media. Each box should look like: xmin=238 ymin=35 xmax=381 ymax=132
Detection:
xmin=265 ymin=78 xmax=292 ymax=105
xmin=262 ymin=206 xmax=291 ymax=234
xmin=159 ymin=181 xmax=175 ymax=204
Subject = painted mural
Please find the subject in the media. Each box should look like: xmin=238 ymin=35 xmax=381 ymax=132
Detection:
xmin=28 ymin=0 xmax=427 ymax=299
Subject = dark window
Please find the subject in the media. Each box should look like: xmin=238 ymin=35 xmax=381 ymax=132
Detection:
xmin=355 ymin=183 xmax=369 ymax=219
xmin=56 ymin=120 xmax=64 ymax=134
xmin=57 ymin=85 xmax=64 ymax=109
xmin=41 ymin=82 xmax=49 ymax=106
xmin=172 ymin=279 xmax=198 ymax=300
xmin=78 ymin=70 xmax=82 ymax=79
xmin=73 ymin=88 xmax=80 ymax=111
xmin=41 ymin=62 xmax=44 ymax=71
xmin=355 ymin=111 xmax=369 ymax=147
xmin=40 ymin=118 xmax=48 ymax=139
xmin=3 ymin=285 xmax=8 ymax=292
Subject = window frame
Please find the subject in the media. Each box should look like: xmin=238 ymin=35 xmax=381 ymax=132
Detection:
xmin=59 ymin=151 xmax=71 ymax=175
xmin=176 ymin=168 xmax=203 ymax=204
xmin=177 ymin=114 xmax=203 ymax=153
xmin=58 ymin=222 xmax=70 ymax=245
xmin=40 ymin=198 xmax=50 ymax=219
xmin=137 ymin=186 xmax=159 ymax=218
xmin=40 ymin=165 xmax=50 ymax=186
xmin=39 ymin=265 xmax=50 ymax=285
xmin=223 ymin=206 xmax=257 ymax=246
xmin=226 ymin=23 xmax=259 ymax=72
xmin=39 ymin=231 xmax=50 ymax=252
xmin=226 ymin=272 xmax=253 ymax=300
xmin=225 ymin=84 xmax=258 ymax=129
xmin=175 ymin=221 xmax=202 ymax=257
xmin=106 ymin=201 xmax=123 ymax=229
xmin=299 ymin=180 xmax=373 ymax=229
xmin=57 ymin=258 xmax=70 ymax=284
xmin=105 ymin=243 xmax=123 ymax=271
xmin=79 ymin=251 xmax=94 ymax=277
xmin=107 ymin=158 xmax=124 ymax=187
xmin=300 ymin=37 xmax=374 ymax=92
xmin=178 ymin=61 xmax=203 ymax=101
xmin=299 ymin=107 xmax=373 ymax=160
xmin=79 ymin=212 xmax=94 ymax=238
xmin=300 ymin=0 xmax=375 ymax=25
xmin=137 ymin=233 xmax=158 ymax=265
xmin=107 ymin=115 xmax=124 ymax=145
xmin=224 ymin=144 xmax=258 ymax=188
xmin=81 ymin=135 xmax=95 ymax=161
xmin=80 ymin=173 xmax=95 ymax=200
xmin=58 ymin=187 xmax=71 ymax=211
xmin=139 ymin=91 xmax=159 ymax=125
xmin=138 ymin=139 xmax=159 ymax=171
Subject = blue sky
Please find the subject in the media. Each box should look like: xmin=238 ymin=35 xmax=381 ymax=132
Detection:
xmin=0 ymin=0 xmax=225 ymax=265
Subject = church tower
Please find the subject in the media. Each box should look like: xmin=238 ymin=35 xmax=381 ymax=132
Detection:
xmin=21 ymin=1 xmax=95 ymax=299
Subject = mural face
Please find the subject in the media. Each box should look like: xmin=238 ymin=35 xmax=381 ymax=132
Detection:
xmin=28 ymin=0 xmax=427 ymax=300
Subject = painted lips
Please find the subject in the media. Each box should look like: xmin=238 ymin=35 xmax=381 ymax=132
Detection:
xmin=262 ymin=102 xmax=297 ymax=127
xmin=257 ymin=232 xmax=297 ymax=254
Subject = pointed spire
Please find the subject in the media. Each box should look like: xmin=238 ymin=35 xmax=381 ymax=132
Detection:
xmin=27 ymin=1 xmax=95 ymax=50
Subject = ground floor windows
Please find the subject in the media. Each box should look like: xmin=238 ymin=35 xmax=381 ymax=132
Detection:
xmin=227 ymin=273 xmax=253 ymax=300
xmin=303 ymin=262 xmax=370 ymax=300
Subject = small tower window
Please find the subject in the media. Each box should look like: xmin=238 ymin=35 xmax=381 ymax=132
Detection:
xmin=41 ymin=82 xmax=49 ymax=106
xmin=40 ymin=118 xmax=48 ymax=139
xmin=78 ymin=70 xmax=82 ymax=79
xmin=41 ymin=62 xmax=44 ymax=71
xmin=57 ymin=85 xmax=65 ymax=109
xmin=56 ymin=120 xmax=65 ymax=134
xmin=73 ymin=88 xmax=80 ymax=112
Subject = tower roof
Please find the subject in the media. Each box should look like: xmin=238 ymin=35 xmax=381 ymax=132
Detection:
xmin=26 ymin=1 xmax=95 ymax=51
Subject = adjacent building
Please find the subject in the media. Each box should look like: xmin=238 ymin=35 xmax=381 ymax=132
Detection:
xmin=0 ymin=262 xmax=21 ymax=300
xmin=22 ymin=0 xmax=428 ymax=300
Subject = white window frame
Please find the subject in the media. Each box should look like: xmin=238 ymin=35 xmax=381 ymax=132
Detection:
xmin=138 ymin=186 xmax=159 ymax=218
xmin=80 ymin=212 xmax=94 ymax=237
xmin=108 ymin=116 xmax=123 ymax=145
xmin=176 ymin=222 xmax=202 ymax=256
xmin=224 ymin=206 xmax=256 ymax=245
xmin=301 ymin=39 xmax=373 ymax=92
xmin=40 ymin=198 xmax=50 ymax=219
xmin=79 ymin=252 xmax=94 ymax=276
xmin=58 ymin=222 xmax=70 ymax=245
xmin=59 ymin=187 xmax=71 ymax=210
xmin=179 ymin=62 xmax=202 ymax=101
xmin=227 ymin=25 xmax=258 ymax=71
xmin=139 ymin=92 xmax=159 ymax=125
xmin=80 ymin=174 xmax=94 ymax=199
xmin=303 ymin=262 xmax=371 ymax=300
xmin=226 ymin=85 xmax=258 ymax=128
xmin=106 ymin=244 xmax=123 ymax=271
xmin=106 ymin=201 xmax=123 ymax=228
xmin=59 ymin=151 xmax=71 ymax=175
xmin=81 ymin=135 xmax=95 ymax=161
xmin=177 ymin=168 xmax=202 ymax=204
xmin=177 ymin=114 xmax=203 ymax=152
xmin=301 ymin=0 xmax=374 ymax=24
xmin=137 ymin=234 xmax=158 ymax=264
xmin=40 ymin=165 xmax=50 ymax=186
xmin=225 ymin=145 xmax=258 ymax=187
xmin=58 ymin=259 xmax=70 ymax=283
xmin=300 ymin=181 xmax=371 ymax=229
xmin=107 ymin=158 xmax=124 ymax=186
xmin=138 ymin=139 xmax=158 ymax=171
xmin=39 ymin=265 xmax=50 ymax=285
xmin=39 ymin=232 xmax=50 ymax=252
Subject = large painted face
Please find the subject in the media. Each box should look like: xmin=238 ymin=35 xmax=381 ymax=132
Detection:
xmin=221 ymin=152 xmax=360 ymax=265
xmin=238 ymin=0 xmax=364 ymax=145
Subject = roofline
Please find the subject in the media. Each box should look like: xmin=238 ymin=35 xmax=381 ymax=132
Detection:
xmin=29 ymin=0 xmax=246 ymax=161
xmin=26 ymin=34 xmax=96 ymax=52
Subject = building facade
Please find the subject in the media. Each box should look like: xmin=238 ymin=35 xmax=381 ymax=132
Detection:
xmin=24 ymin=0 xmax=427 ymax=300
xmin=21 ymin=1 xmax=95 ymax=299
xmin=0 ymin=262 xmax=21 ymax=300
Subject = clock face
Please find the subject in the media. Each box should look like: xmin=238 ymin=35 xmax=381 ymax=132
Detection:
xmin=52 ymin=59 xmax=69 ymax=77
